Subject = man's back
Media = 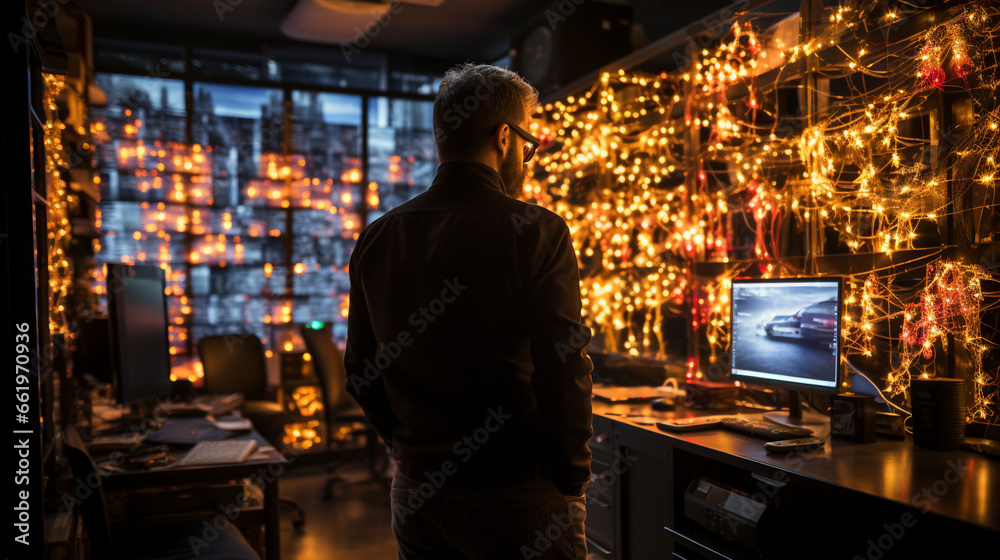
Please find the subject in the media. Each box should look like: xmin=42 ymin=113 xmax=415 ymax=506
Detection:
xmin=345 ymin=161 xmax=593 ymax=495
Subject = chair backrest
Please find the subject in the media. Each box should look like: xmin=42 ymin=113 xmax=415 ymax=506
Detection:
xmin=299 ymin=326 xmax=350 ymax=412
xmin=62 ymin=425 xmax=114 ymax=558
xmin=197 ymin=334 xmax=269 ymax=400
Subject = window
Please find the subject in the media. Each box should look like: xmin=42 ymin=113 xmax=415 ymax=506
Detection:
xmin=91 ymin=47 xmax=438 ymax=356
xmin=93 ymin=39 xmax=185 ymax=75
xmin=91 ymin=73 xmax=192 ymax=358
xmin=367 ymin=97 xmax=437 ymax=218
xmin=191 ymin=48 xmax=264 ymax=81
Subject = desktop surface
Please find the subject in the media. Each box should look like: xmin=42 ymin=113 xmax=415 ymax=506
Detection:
xmin=592 ymin=399 xmax=1000 ymax=533
xmin=88 ymin=420 xmax=284 ymax=478
xmin=84 ymin=402 xmax=287 ymax=476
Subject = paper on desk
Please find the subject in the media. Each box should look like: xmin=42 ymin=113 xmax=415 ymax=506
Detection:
xmin=212 ymin=416 xmax=253 ymax=431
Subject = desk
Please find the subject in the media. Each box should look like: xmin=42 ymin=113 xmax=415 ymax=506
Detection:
xmin=89 ymin=423 xmax=288 ymax=560
xmin=587 ymin=400 xmax=999 ymax=560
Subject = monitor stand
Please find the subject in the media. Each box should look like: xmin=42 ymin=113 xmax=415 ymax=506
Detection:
xmin=763 ymin=389 xmax=828 ymax=429
xmin=116 ymin=401 xmax=161 ymax=432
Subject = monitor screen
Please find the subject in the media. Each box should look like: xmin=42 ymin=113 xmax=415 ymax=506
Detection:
xmin=106 ymin=263 xmax=174 ymax=406
xmin=729 ymin=277 xmax=843 ymax=392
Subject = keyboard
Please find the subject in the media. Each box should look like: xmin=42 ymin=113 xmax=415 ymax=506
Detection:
xmin=959 ymin=437 xmax=1000 ymax=458
xmin=719 ymin=417 xmax=813 ymax=441
xmin=157 ymin=393 xmax=245 ymax=417
xmin=144 ymin=418 xmax=233 ymax=445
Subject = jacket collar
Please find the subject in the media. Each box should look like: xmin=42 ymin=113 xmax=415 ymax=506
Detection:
xmin=429 ymin=161 xmax=506 ymax=194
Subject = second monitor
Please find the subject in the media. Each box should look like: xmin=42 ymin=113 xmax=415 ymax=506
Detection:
xmin=106 ymin=262 xmax=174 ymax=410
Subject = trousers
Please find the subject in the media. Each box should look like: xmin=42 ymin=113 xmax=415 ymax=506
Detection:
xmin=390 ymin=470 xmax=587 ymax=560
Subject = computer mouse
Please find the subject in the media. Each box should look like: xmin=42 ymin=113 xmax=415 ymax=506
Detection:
xmin=651 ymin=397 xmax=675 ymax=411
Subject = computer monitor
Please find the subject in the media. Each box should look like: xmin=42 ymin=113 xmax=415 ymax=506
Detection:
xmin=729 ymin=276 xmax=844 ymax=427
xmin=106 ymin=263 xmax=174 ymax=408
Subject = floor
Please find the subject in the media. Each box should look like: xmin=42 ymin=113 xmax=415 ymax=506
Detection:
xmin=278 ymin=462 xmax=398 ymax=559
xmin=275 ymin=461 xmax=605 ymax=560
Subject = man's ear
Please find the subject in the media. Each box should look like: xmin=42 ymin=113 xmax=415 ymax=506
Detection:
xmin=492 ymin=123 xmax=510 ymax=156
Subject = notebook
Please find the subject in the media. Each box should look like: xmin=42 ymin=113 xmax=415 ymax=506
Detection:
xmin=177 ymin=439 xmax=258 ymax=466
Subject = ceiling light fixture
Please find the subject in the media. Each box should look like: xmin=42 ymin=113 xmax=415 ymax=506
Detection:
xmin=281 ymin=0 xmax=428 ymax=45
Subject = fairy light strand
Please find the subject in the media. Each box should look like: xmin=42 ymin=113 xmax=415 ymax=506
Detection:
xmin=42 ymin=73 xmax=74 ymax=335
xmin=527 ymin=3 xmax=1000 ymax=420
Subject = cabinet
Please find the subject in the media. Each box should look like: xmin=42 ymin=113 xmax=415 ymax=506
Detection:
xmin=584 ymin=420 xmax=676 ymax=560
xmin=615 ymin=428 xmax=670 ymax=560
xmin=585 ymin=415 xmax=616 ymax=558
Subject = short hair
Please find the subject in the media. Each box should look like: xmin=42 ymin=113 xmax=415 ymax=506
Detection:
xmin=433 ymin=63 xmax=538 ymax=161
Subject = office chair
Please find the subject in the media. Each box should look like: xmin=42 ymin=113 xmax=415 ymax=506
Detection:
xmin=197 ymin=333 xmax=305 ymax=530
xmin=61 ymin=424 xmax=261 ymax=560
xmin=299 ymin=325 xmax=391 ymax=498
xmin=197 ymin=334 xmax=287 ymax=446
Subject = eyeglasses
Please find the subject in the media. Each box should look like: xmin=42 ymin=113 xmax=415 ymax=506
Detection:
xmin=505 ymin=122 xmax=542 ymax=163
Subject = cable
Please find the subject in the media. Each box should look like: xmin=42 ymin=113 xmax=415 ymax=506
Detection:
xmin=845 ymin=357 xmax=912 ymax=419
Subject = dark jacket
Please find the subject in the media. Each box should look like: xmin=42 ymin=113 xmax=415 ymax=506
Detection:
xmin=344 ymin=161 xmax=593 ymax=496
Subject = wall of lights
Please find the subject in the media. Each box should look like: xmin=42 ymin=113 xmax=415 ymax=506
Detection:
xmin=526 ymin=1 xmax=999 ymax=421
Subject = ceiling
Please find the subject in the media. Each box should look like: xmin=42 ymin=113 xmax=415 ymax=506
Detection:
xmin=76 ymin=0 xmax=739 ymax=63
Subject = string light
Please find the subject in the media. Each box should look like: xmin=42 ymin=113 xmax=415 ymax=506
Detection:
xmin=42 ymin=74 xmax=73 ymax=335
xmin=894 ymin=262 xmax=995 ymax=421
xmin=528 ymin=3 xmax=999 ymax=420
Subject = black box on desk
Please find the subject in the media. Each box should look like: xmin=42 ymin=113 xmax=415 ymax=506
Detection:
xmin=831 ymin=394 xmax=876 ymax=443
xmin=685 ymin=380 xmax=738 ymax=411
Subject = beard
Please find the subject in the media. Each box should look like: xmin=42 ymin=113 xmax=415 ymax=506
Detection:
xmin=498 ymin=143 xmax=526 ymax=198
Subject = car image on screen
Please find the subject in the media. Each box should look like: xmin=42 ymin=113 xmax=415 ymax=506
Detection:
xmin=755 ymin=298 xmax=838 ymax=345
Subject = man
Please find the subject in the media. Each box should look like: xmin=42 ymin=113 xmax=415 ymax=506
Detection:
xmin=344 ymin=63 xmax=593 ymax=560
